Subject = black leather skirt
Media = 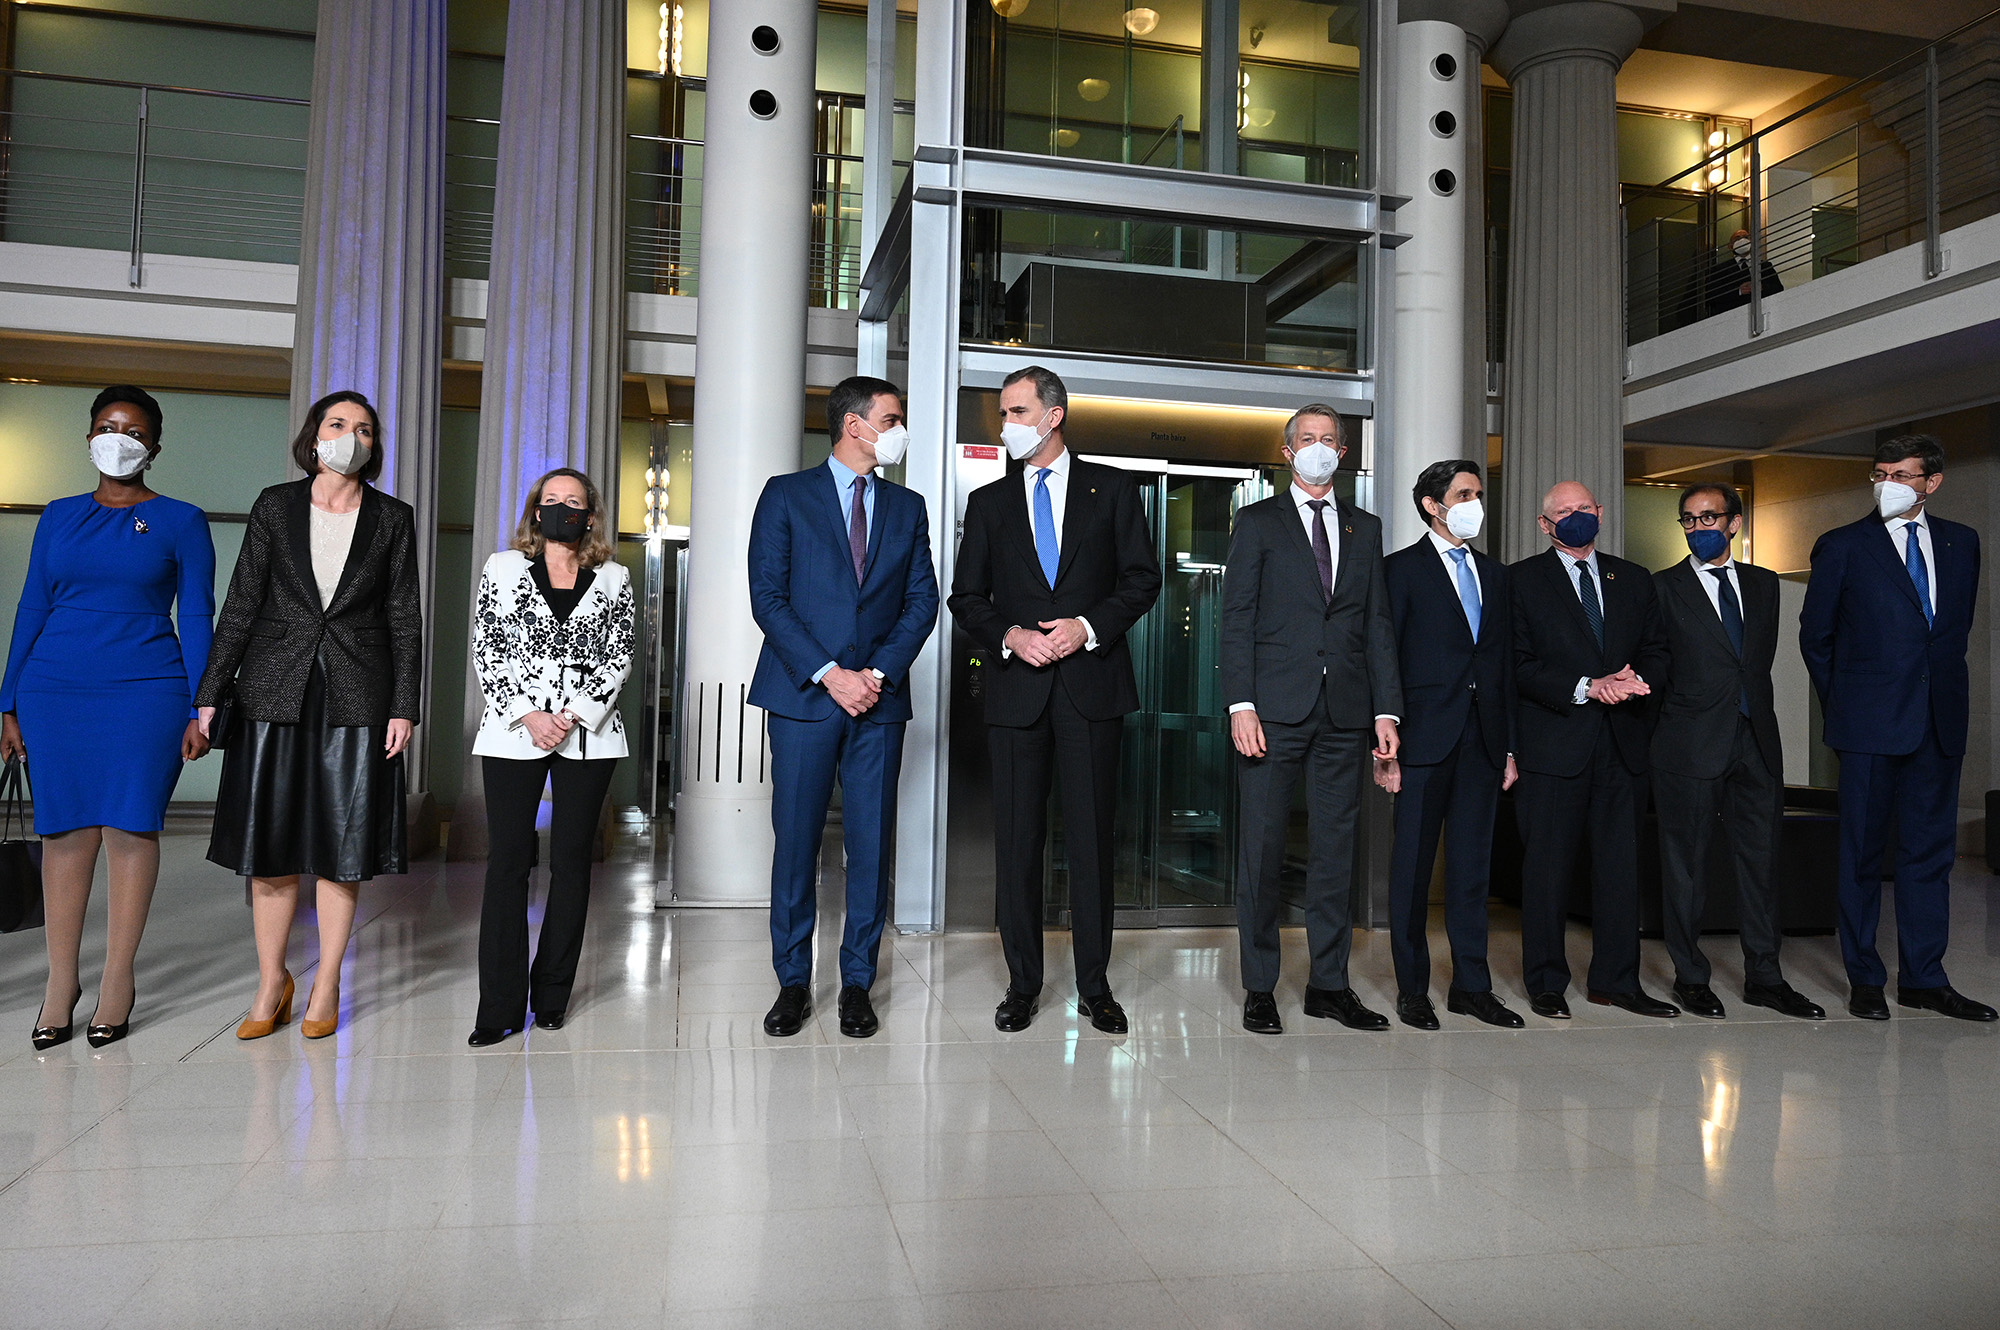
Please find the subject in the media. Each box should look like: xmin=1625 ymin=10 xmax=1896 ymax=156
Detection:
xmin=207 ymin=656 xmax=407 ymax=882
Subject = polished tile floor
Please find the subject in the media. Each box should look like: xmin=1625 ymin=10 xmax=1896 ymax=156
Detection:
xmin=2 ymin=829 xmax=1997 ymax=1329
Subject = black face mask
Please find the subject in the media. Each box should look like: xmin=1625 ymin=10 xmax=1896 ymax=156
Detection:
xmin=537 ymin=503 xmax=588 ymax=544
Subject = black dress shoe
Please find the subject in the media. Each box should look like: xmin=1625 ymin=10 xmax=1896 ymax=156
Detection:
xmin=763 ymin=984 xmax=811 ymax=1037
xmin=838 ymin=984 xmax=879 ymax=1038
xmin=1673 ymin=983 xmax=1726 ymax=1019
xmin=1448 ymin=988 xmax=1526 ymax=1029
xmin=1528 ymin=991 xmax=1571 ymax=1020
xmin=467 ymin=1026 xmax=517 ymax=1047
xmin=1078 ymin=992 xmax=1128 ymax=1035
xmin=1396 ymin=993 xmax=1440 ymax=1031
xmin=533 ymin=1010 xmax=566 ymax=1031
xmin=1242 ymin=990 xmax=1283 ymax=1034
xmin=1848 ymin=985 xmax=1890 ymax=1021
xmin=994 ymin=987 xmax=1038 ymax=1032
xmin=1897 ymin=985 xmax=1999 ymax=1022
xmin=1589 ymin=989 xmax=1680 ymax=1018
xmin=1742 ymin=981 xmax=1825 ymax=1020
xmin=85 ymin=989 xmax=135 ymax=1049
xmin=1303 ymin=986 xmax=1389 ymax=1031
xmin=32 ymin=992 xmax=80 ymax=1051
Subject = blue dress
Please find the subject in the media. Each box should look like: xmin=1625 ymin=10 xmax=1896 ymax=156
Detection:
xmin=0 ymin=494 xmax=216 ymax=835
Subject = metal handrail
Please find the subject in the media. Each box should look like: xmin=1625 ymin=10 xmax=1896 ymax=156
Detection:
xmin=0 ymin=66 xmax=309 ymax=106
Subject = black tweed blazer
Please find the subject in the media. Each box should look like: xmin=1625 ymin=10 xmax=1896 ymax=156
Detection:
xmin=196 ymin=479 xmax=423 ymax=726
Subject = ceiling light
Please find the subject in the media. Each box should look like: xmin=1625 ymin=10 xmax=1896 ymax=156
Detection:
xmin=1707 ymin=166 xmax=1727 ymax=186
xmin=1707 ymin=129 xmax=1726 ymax=148
xmin=1078 ymin=78 xmax=1110 ymax=102
xmin=1244 ymin=107 xmax=1276 ymax=128
xmin=991 ymin=0 xmax=1030 ymax=16
xmin=1051 ymin=127 xmax=1080 ymax=148
xmin=1124 ymin=7 xmax=1160 ymax=36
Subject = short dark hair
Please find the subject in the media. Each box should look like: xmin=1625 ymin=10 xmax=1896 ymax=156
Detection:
xmin=1875 ymin=433 xmax=1945 ymax=476
xmin=825 ymin=375 xmax=902 ymax=440
xmin=1412 ymin=458 xmax=1481 ymax=525
xmin=89 ymin=384 xmax=164 ymax=440
xmin=290 ymin=390 xmax=384 ymax=483
xmin=1678 ymin=482 xmax=1743 ymax=520
xmin=1001 ymin=364 xmax=1067 ymax=416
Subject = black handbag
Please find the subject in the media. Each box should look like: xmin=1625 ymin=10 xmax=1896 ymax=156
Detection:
xmin=0 ymin=757 xmax=43 ymax=934
xmin=208 ymin=683 xmax=239 ymax=751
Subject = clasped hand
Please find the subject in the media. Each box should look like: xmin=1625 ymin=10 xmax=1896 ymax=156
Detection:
xmin=1587 ymin=665 xmax=1650 ymax=705
xmin=1005 ymin=619 xmax=1087 ymax=667
xmin=823 ymin=666 xmax=881 ymax=718
xmin=522 ymin=710 xmax=571 ymax=750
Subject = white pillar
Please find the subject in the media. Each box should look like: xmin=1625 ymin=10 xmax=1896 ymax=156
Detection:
xmin=673 ymin=0 xmax=818 ymax=903
xmin=855 ymin=0 xmax=897 ymax=380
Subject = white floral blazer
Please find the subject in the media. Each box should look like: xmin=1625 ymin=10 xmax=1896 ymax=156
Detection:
xmin=471 ymin=550 xmax=635 ymax=760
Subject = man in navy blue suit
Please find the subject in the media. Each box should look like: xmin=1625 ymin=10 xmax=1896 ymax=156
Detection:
xmin=1374 ymin=459 xmax=1523 ymax=1031
xmin=1800 ymin=434 xmax=1995 ymax=1022
xmin=747 ymin=376 xmax=939 ymax=1039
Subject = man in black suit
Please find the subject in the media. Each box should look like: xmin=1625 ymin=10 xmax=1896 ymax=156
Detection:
xmin=1510 ymin=481 xmax=1678 ymax=1019
xmin=1372 ymin=460 xmax=1523 ymax=1031
xmin=947 ymin=366 xmax=1161 ymax=1033
xmin=1651 ymin=483 xmax=1825 ymax=1021
xmin=1220 ymin=405 xmax=1401 ymax=1035
xmin=1703 ymin=228 xmax=1783 ymax=315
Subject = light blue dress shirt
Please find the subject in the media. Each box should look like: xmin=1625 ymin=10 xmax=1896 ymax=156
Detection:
xmin=813 ymin=456 xmax=878 ymax=685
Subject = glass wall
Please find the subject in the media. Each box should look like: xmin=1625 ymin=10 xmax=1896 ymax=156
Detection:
xmin=966 ymin=0 xmax=1367 ymax=185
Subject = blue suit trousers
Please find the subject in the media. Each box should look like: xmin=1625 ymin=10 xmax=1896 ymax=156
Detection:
xmin=1836 ymin=724 xmax=1960 ymax=989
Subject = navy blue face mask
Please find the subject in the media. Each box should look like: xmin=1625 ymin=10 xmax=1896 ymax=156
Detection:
xmin=1551 ymin=510 xmax=1599 ymax=549
xmin=1685 ymin=528 xmax=1729 ymax=562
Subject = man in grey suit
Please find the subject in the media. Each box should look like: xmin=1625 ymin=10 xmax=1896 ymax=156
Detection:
xmin=1651 ymin=483 xmax=1825 ymax=1021
xmin=1221 ymin=405 xmax=1402 ymax=1034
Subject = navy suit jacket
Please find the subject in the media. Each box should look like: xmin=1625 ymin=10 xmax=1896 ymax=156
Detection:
xmin=747 ymin=464 xmax=939 ymax=724
xmin=1799 ymin=511 xmax=1979 ymax=758
xmin=1382 ymin=536 xmax=1513 ymax=767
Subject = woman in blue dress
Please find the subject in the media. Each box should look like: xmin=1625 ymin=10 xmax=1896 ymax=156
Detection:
xmin=0 ymin=386 xmax=215 ymax=1050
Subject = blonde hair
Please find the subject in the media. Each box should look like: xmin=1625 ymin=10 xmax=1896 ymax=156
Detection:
xmin=510 ymin=467 xmax=615 ymax=569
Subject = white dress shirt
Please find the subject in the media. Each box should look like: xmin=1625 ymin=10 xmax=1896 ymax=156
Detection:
xmin=1887 ymin=510 xmax=1936 ymax=617
xmin=1554 ymin=547 xmax=1620 ymax=705
xmin=1002 ymin=445 xmax=1096 ymax=656
xmin=1688 ymin=553 xmax=1742 ymax=623
xmin=813 ymin=456 xmax=882 ymax=686
xmin=1430 ymin=529 xmax=1480 ymax=608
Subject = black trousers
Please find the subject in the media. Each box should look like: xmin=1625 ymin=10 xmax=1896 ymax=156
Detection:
xmin=1653 ymin=716 xmax=1784 ymax=988
xmin=477 ymin=754 xmax=618 ymax=1028
xmin=1515 ymin=728 xmax=1644 ymax=997
xmin=1386 ymin=710 xmax=1501 ymax=997
xmin=1235 ymin=690 xmax=1368 ymax=994
xmin=989 ymin=677 xmax=1124 ymax=998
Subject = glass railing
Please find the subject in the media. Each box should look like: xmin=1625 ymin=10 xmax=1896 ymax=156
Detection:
xmin=1624 ymin=5 xmax=2000 ymax=344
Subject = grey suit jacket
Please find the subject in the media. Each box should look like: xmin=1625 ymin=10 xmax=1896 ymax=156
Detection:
xmin=1219 ymin=492 xmax=1401 ymax=729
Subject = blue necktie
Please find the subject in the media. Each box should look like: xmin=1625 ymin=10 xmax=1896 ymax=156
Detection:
xmin=1708 ymin=568 xmax=1749 ymax=716
xmin=1575 ymin=558 xmax=1604 ymax=649
xmin=1448 ymin=546 xmax=1479 ymax=640
xmin=1033 ymin=467 xmax=1059 ymax=588
xmin=1905 ymin=521 xmax=1933 ymax=626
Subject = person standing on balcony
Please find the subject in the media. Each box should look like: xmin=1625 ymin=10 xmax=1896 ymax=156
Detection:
xmin=1223 ymin=406 xmax=1400 ymax=1036
xmin=2 ymin=386 xmax=214 ymax=1050
xmin=1509 ymin=482 xmax=1677 ymax=1021
xmin=1800 ymin=435 xmax=1995 ymax=1023
xmin=1705 ymin=228 xmax=1783 ymax=315
xmin=195 ymin=391 xmax=422 ymax=1043
xmin=1650 ymin=483 xmax=1824 ymax=1021
xmin=1371 ymin=459 xmax=1521 ymax=1032
xmin=748 ymin=376 xmax=938 ymax=1040
xmin=948 ymin=366 xmax=1160 ymax=1035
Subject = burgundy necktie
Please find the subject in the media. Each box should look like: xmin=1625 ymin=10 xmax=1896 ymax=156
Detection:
xmin=848 ymin=475 xmax=868 ymax=584
xmin=1307 ymin=499 xmax=1332 ymax=602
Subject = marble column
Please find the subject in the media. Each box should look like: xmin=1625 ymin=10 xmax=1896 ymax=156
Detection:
xmin=1490 ymin=2 xmax=1645 ymax=561
xmin=671 ymin=0 xmax=818 ymax=902
xmin=451 ymin=0 xmax=628 ymax=860
xmin=290 ymin=0 xmax=447 ymax=836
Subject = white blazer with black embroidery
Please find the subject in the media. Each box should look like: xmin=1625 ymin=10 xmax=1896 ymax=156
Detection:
xmin=471 ymin=550 xmax=635 ymax=761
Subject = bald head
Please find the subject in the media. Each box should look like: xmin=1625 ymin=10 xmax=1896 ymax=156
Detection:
xmin=1538 ymin=482 xmax=1603 ymax=553
xmin=1541 ymin=482 xmax=1597 ymax=519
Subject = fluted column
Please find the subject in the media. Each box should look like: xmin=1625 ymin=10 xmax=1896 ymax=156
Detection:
xmin=451 ymin=0 xmax=627 ymax=860
xmin=671 ymin=1 xmax=819 ymax=903
xmin=290 ymin=0 xmax=447 ymax=812
xmin=1490 ymin=3 xmax=1644 ymax=560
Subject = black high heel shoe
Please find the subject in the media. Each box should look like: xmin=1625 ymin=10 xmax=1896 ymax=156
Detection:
xmin=32 ymin=991 xmax=81 ymax=1051
xmin=86 ymin=991 xmax=134 ymax=1048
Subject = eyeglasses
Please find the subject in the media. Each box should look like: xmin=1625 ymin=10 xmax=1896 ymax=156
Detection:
xmin=1677 ymin=512 xmax=1731 ymax=528
xmin=1870 ymin=469 xmax=1928 ymax=484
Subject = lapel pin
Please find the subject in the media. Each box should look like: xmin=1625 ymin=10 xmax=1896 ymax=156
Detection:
xmin=1344 ymin=525 xmax=1353 ymax=533
xmin=1605 ymin=570 xmax=1615 ymax=580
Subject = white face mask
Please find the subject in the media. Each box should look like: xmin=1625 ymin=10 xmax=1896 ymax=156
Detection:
xmin=1289 ymin=441 xmax=1339 ymax=486
xmin=89 ymin=431 xmax=152 ymax=479
xmin=1875 ymin=479 xmax=1920 ymax=520
xmin=1444 ymin=496 xmax=1484 ymax=541
xmin=316 ymin=430 xmax=369 ymax=476
xmin=1000 ymin=413 xmax=1052 ymax=461
xmin=1731 ymin=239 xmax=1752 ymax=257
xmin=863 ymin=422 xmax=908 ymax=467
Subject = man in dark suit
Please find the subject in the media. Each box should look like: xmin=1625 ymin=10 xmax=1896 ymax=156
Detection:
xmin=1704 ymin=228 xmax=1783 ymax=315
xmin=747 ymin=375 xmax=939 ymax=1039
xmin=1373 ymin=459 xmax=1522 ymax=1031
xmin=1800 ymin=435 xmax=1995 ymax=1022
xmin=1651 ymin=483 xmax=1824 ymax=1021
xmin=1510 ymin=481 xmax=1678 ymax=1020
xmin=947 ymin=366 xmax=1161 ymax=1033
xmin=1220 ymin=405 xmax=1401 ymax=1035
